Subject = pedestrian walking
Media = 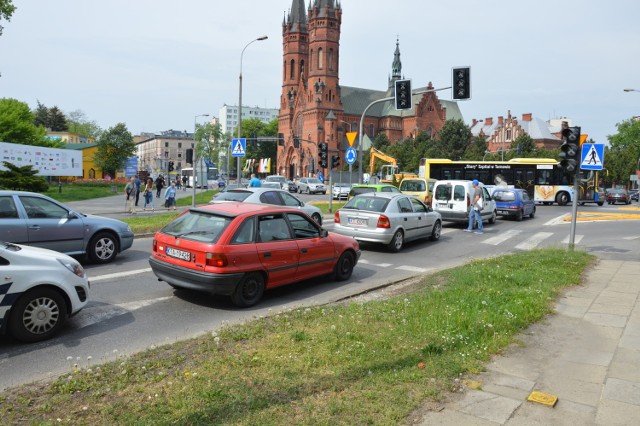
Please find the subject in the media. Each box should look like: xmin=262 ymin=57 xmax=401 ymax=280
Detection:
xmin=124 ymin=177 xmax=136 ymax=214
xmin=143 ymin=178 xmax=155 ymax=211
xmin=249 ymin=173 xmax=261 ymax=187
xmin=155 ymin=175 xmax=164 ymax=198
xmin=175 ymin=177 xmax=181 ymax=191
xmin=164 ymin=182 xmax=177 ymax=210
xmin=182 ymin=175 xmax=188 ymax=190
xmin=464 ymin=179 xmax=484 ymax=234
xmin=134 ymin=175 xmax=141 ymax=207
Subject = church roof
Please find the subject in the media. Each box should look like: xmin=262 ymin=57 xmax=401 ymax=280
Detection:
xmin=288 ymin=0 xmax=307 ymax=33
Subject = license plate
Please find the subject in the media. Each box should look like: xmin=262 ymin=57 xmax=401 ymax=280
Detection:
xmin=347 ymin=217 xmax=368 ymax=226
xmin=166 ymin=247 xmax=191 ymax=261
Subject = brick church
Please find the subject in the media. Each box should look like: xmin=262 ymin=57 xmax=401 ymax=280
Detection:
xmin=276 ymin=0 xmax=463 ymax=180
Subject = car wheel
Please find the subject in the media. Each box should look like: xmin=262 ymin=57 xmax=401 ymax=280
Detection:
xmin=387 ymin=230 xmax=404 ymax=252
xmin=334 ymin=251 xmax=355 ymax=281
xmin=311 ymin=212 xmax=322 ymax=225
xmin=8 ymin=288 xmax=67 ymax=343
xmin=516 ymin=210 xmax=523 ymax=221
xmin=556 ymin=192 xmax=570 ymax=206
xmin=489 ymin=210 xmax=497 ymax=224
xmin=530 ymin=207 xmax=536 ymax=218
xmin=597 ymin=202 xmax=604 ymax=206
xmin=430 ymin=220 xmax=441 ymax=241
xmin=88 ymin=232 xmax=118 ymax=264
xmin=231 ymin=272 xmax=265 ymax=308
xmin=322 ymin=191 xmax=326 ymax=195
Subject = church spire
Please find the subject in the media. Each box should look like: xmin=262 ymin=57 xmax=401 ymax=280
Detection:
xmin=288 ymin=0 xmax=307 ymax=33
xmin=391 ymin=37 xmax=402 ymax=80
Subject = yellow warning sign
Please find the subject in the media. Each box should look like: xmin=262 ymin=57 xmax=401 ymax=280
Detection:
xmin=346 ymin=132 xmax=358 ymax=147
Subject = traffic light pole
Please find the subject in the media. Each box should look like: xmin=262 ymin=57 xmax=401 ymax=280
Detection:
xmin=568 ymin=172 xmax=580 ymax=250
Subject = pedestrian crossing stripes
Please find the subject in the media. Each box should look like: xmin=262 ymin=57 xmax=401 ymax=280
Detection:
xmin=483 ymin=229 xmax=522 ymax=246
xmin=561 ymin=234 xmax=584 ymax=245
xmin=514 ymin=232 xmax=554 ymax=251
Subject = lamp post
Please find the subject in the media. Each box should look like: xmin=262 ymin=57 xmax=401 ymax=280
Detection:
xmin=192 ymin=113 xmax=209 ymax=207
xmin=237 ymin=35 xmax=268 ymax=184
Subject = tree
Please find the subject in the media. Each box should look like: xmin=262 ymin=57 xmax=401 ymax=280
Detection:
xmin=511 ymin=134 xmax=536 ymax=157
xmin=0 ymin=161 xmax=48 ymax=192
xmin=433 ymin=119 xmax=472 ymax=160
xmin=605 ymin=118 xmax=640 ymax=186
xmin=94 ymin=123 xmax=136 ymax=177
xmin=0 ymin=98 xmax=58 ymax=147
xmin=463 ymin=135 xmax=488 ymax=160
xmin=33 ymin=100 xmax=49 ymax=128
xmin=194 ymin=122 xmax=225 ymax=168
xmin=67 ymin=110 xmax=103 ymax=139
xmin=0 ymin=0 xmax=15 ymax=37
xmin=48 ymin=106 xmax=68 ymax=131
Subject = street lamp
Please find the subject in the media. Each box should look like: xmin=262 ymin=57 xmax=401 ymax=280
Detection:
xmin=192 ymin=113 xmax=209 ymax=207
xmin=237 ymin=35 xmax=268 ymax=184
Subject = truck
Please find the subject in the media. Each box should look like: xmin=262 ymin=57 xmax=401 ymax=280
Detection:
xmin=369 ymin=147 xmax=417 ymax=184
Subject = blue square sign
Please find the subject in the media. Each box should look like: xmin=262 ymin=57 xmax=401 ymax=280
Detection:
xmin=580 ymin=144 xmax=604 ymax=171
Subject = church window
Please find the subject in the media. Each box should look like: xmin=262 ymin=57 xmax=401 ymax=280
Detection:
xmin=300 ymin=60 xmax=305 ymax=76
xmin=506 ymin=129 xmax=512 ymax=141
xmin=290 ymin=59 xmax=295 ymax=80
xmin=318 ymin=48 xmax=324 ymax=69
xmin=328 ymin=48 xmax=334 ymax=70
xmin=310 ymin=50 xmax=313 ymax=70
xmin=426 ymin=127 xmax=433 ymax=138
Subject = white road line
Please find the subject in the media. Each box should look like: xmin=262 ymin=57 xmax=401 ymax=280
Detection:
xmin=561 ymin=234 xmax=584 ymax=244
xmin=544 ymin=214 xmax=570 ymax=226
xmin=515 ymin=232 xmax=554 ymax=251
xmin=357 ymin=259 xmax=392 ymax=267
xmin=623 ymin=235 xmax=640 ymax=240
xmin=89 ymin=268 xmax=152 ymax=282
xmin=483 ymin=229 xmax=521 ymax=246
xmin=395 ymin=265 xmax=430 ymax=273
xmin=71 ymin=296 xmax=172 ymax=329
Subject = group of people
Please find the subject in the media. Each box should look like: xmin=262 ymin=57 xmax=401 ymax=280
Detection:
xmin=124 ymin=175 xmax=179 ymax=214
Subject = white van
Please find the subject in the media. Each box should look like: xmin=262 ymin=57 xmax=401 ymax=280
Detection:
xmin=432 ymin=180 xmax=497 ymax=224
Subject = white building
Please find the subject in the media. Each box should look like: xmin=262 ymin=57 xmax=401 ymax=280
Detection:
xmin=219 ymin=104 xmax=279 ymax=136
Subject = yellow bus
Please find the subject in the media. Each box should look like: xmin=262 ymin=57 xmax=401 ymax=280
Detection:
xmin=419 ymin=158 xmax=604 ymax=206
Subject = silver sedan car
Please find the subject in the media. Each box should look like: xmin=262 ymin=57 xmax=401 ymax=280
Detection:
xmin=210 ymin=187 xmax=323 ymax=225
xmin=332 ymin=192 xmax=441 ymax=252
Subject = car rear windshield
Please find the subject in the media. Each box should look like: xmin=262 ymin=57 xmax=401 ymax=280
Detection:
xmin=161 ymin=211 xmax=232 ymax=243
xmin=493 ymin=191 xmax=516 ymax=201
xmin=400 ymin=180 xmax=426 ymax=191
xmin=343 ymin=196 xmax=389 ymax=212
xmin=434 ymin=185 xmax=452 ymax=201
xmin=213 ymin=191 xmax=252 ymax=202
xmin=349 ymin=187 xmax=376 ymax=197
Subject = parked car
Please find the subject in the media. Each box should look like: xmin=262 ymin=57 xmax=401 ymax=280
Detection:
xmin=261 ymin=182 xmax=282 ymax=189
xmin=264 ymin=175 xmax=288 ymax=190
xmin=149 ymin=202 xmax=360 ymax=307
xmin=297 ymin=177 xmax=327 ymax=194
xmin=399 ymin=177 xmax=437 ymax=205
xmin=210 ymin=187 xmax=323 ymax=225
xmin=286 ymin=180 xmax=298 ymax=193
xmin=332 ymin=183 xmax=352 ymax=200
xmin=606 ymin=189 xmax=631 ymax=205
xmin=628 ymin=189 xmax=638 ymax=202
xmin=0 ymin=191 xmax=134 ymax=263
xmin=431 ymin=180 xmax=497 ymax=225
xmin=333 ymin=193 xmax=442 ymax=252
xmin=347 ymin=184 xmax=401 ymax=200
xmin=0 ymin=241 xmax=89 ymax=342
xmin=493 ymin=188 xmax=536 ymax=221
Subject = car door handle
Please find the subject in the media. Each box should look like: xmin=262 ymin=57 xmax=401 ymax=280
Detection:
xmin=263 ymin=252 xmax=271 ymax=258
xmin=301 ymin=248 xmax=308 ymax=253
xmin=403 ymin=218 xmax=407 ymax=221
xmin=28 ymin=225 xmax=41 ymax=230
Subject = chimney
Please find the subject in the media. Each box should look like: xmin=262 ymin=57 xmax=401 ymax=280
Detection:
xmin=522 ymin=113 xmax=532 ymax=122
xmin=485 ymin=117 xmax=493 ymax=125
xmin=498 ymin=116 xmax=503 ymax=125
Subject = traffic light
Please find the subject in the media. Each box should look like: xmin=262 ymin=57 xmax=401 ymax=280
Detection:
xmin=318 ymin=142 xmax=328 ymax=168
xmin=559 ymin=126 xmax=581 ymax=173
xmin=394 ymin=79 xmax=412 ymax=110
xmin=186 ymin=148 xmax=193 ymax=164
xmin=452 ymin=67 xmax=471 ymax=100
xmin=331 ymin=154 xmax=341 ymax=169
xmin=168 ymin=161 xmax=174 ymax=172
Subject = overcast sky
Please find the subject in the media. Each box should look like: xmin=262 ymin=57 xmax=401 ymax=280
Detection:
xmin=1 ymin=0 xmax=639 ymax=145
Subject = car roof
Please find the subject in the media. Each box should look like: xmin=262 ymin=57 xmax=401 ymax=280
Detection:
xmin=352 ymin=192 xmax=403 ymax=200
xmin=192 ymin=201 xmax=301 ymax=216
xmin=351 ymin=184 xmax=396 ymax=189
xmin=225 ymin=188 xmax=287 ymax=194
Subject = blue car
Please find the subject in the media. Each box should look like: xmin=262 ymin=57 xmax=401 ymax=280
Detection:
xmin=493 ymin=188 xmax=536 ymax=221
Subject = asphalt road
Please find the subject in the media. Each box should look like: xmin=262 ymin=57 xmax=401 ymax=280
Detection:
xmin=1 ymin=200 xmax=639 ymax=390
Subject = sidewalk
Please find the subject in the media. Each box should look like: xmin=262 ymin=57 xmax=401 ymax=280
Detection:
xmin=415 ymin=259 xmax=640 ymax=426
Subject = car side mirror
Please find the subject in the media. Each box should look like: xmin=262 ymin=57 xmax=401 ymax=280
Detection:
xmin=320 ymin=228 xmax=329 ymax=238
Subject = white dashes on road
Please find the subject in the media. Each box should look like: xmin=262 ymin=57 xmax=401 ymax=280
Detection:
xmin=89 ymin=268 xmax=152 ymax=282
xmin=357 ymin=259 xmax=392 ymax=267
xmin=395 ymin=265 xmax=431 ymax=273
xmin=514 ymin=232 xmax=554 ymax=251
xmin=561 ymin=234 xmax=584 ymax=245
xmin=482 ymin=229 xmax=522 ymax=246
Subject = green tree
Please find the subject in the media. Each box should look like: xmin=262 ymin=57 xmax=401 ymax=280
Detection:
xmin=0 ymin=161 xmax=48 ymax=191
xmin=463 ymin=135 xmax=488 ymax=160
xmin=194 ymin=122 xmax=226 ymax=169
xmin=511 ymin=133 xmax=536 ymax=157
xmin=0 ymin=98 xmax=58 ymax=147
xmin=94 ymin=123 xmax=135 ymax=178
xmin=48 ymin=106 xmax=68 ymax=131
xmin=67 ymin=109 xmax=102 ymax=138
xmin=0 ymin=0 xmax=15 ymax=38
xmin=605 ymin=118 xmax=640 ymax=186
xmin=433 ymin=119 xmax=472 ymax=160
xmin=33 ymin=100 xmax=49 ymax=128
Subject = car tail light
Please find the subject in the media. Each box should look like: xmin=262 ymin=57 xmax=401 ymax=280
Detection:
xmin=152 ymin=239 xmax=158 ymax=252
xmin=206 ymin=253 xmax=228 ymax=267
xmin=377 ymin=215 xmax=391 ymax=228
xmin=334 ymin=211 xmax=340 ymax=223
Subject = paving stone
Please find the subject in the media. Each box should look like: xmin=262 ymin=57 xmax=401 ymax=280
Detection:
xmin=603 ymin=377 xmax=640 ymax=405
xmin=583 ymin=312 xmax=628 ymax=328
xmin=596 ymin=398 xmax=640 ymax=426
xmin=454 ymin=390 xmax=522 ymax=424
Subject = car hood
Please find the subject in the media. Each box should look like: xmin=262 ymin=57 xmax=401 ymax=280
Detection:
xmin=75 ymin=213 xmax=132 ymax=232
xmin=2 ymin=242 xmax=78 ymax=263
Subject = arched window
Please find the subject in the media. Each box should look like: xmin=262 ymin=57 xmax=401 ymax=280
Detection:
xmin=300 ymin=60 xmax=305 ymax=77
xmin=426 ymin=127 xmax=433 ymax=138
xmin=318 ymin=48 xmax=324 ymax=69
xmin=310 ymin=49 xmax=313 ymax=70
xmin=328 ymin=48 xmax=334 ymax=70
xmin=295 ymin=113 xmax=304 ymax=138
xmin=368 ymin=124 xmax=375 ymax=138
xmin=290 ymin=59 xmax=295 ymax=80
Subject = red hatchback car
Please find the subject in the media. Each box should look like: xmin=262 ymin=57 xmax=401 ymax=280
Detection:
xmin=149 ymin=202 xmax=360 ymax=307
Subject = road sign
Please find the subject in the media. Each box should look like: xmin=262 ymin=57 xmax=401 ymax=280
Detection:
xmin=580 ymin=143 xmax=604 ymax=170
xmin=345 ymin=147 xmax=357 ymax=165
xmin=231 ymin=138 xmax=246 ymax=157
xmin=346 ymin=132 xmax=358 ymax=147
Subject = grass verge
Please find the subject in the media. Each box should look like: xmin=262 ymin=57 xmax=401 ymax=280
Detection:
xmin=0 ymin=248 xmax=592 ymax=424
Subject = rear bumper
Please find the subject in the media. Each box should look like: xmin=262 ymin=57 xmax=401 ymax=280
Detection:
xmin=149 ymin=257 xmax=244 ymax=296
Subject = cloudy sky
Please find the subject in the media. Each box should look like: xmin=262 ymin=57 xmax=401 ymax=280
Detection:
xmin=1 ymin=0 xmax=639 ymax=145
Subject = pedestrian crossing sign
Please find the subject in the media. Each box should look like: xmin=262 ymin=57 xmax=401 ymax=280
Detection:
xmin=231 ymin=138 xmax=246 ymax=157
xmin=580 ymin=143 xmax=604 ymax=171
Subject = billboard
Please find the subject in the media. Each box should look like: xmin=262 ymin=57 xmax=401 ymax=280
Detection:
xmin=0 ymin=141 xmax=83 ymax=177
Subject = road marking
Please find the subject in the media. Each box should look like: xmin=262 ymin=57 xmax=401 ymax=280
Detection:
xmin=623 ymin=235 xmax=640 ymax=240
xmin=395 ymin=265 xmax=430 ymax=273
xmin=89 ymin=268 xmax=152 ymax=282
xmin=544 ymin=214 xmax=570 ymax=226
xmin=515 ymin=232 xmax=554 ymax=251
xmin=483 ymin=229 xmax=521 ymax=246
xmin=71 ymin=297 xmax=172 ymax=329
xmin=358 ymin=259 xmax=392 ymax=267
xmin=561 ymin=234 xmax=584 ymax=244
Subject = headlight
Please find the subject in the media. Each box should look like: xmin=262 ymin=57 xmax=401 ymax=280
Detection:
xmin=58 ymin=258 xmax=86 ymax=278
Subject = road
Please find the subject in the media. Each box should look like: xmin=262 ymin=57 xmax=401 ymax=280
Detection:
xmin=1 ymin=198 xmax=639 ymax=391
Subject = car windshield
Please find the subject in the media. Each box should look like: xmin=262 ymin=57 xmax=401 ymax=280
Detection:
xmin=161 ymin=211 xmax=232 ymax=243
xmin=307 ymin=178 xmax=321 ymax=184
xmin=343 ymin=196 xmax=390 ymax=212
xmin=266 ymin=176 xmax=286 ymax=183
xmin=400 ymin=180 xmax=426 ymax=191
xmin=350 ymin=187 xmax=376 ymax=196
xmin=493 ymin=191 xmax=516 ymax=201
xmin=214 ymin=190 xmax=252 ymax=202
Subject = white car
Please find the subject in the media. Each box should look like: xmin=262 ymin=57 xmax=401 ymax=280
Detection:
xmin=332 ymin=183 xmax=352 ymax=200
xmin=0 ymin=241 xmax=90 ymax=342
xmin=297 ymin=177 xmax=327 ymax=194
